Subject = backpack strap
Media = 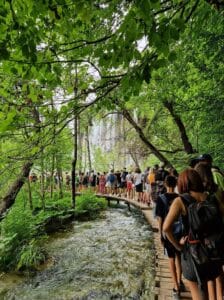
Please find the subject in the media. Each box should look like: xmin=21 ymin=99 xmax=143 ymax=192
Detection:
xmin=160 ymin=193 xmax=168 ymax=216
xmin=180 ymin=193 xmax=196 ymax=207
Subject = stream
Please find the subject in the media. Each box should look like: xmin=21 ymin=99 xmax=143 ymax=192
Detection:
xmin=0 ymin=207 xmax=155 ymax=299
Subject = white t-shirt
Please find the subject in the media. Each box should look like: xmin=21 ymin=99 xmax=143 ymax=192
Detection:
xmin=134 ymin=173 xmax=142 ymax=185
xmin=126 ymin=173 xmax=133 ymax=182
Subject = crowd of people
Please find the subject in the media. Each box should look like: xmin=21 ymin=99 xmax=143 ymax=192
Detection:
xmin=28 ymin=154 xmax=224 ymax=300
xmin=157 ymin=154 xmax=224 ymax=300
xmin=66 ymin=164 xmax=176 ymax=205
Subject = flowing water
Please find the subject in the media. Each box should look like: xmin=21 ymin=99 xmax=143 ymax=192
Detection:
xmin=0 ymin=207 xmax=155 ymax=300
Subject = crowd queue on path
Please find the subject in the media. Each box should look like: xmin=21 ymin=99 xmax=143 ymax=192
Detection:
xmin=29 ymin=154 xmax=224 ymax=300
xmin=60 ymin=163 xmax=176 ymax=206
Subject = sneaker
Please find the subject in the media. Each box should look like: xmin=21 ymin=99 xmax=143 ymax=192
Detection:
xmin=172 ymin=288 xmax=180 ymax=300
xmin=179 ymin=280 xmax=186 ymax=292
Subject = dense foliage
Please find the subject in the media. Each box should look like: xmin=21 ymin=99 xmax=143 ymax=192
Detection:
xmin=0 ymin=0 xmax=223 ymax=270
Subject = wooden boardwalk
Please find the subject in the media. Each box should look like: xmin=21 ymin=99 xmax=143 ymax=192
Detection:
xmin=99 ymin=194 xmax=192 ymax=300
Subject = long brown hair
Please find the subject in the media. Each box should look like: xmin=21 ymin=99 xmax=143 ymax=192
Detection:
xmin=178 ymin=168 xmax=204 ymax=194
xmin=194 ymin=162 xmax=217 ymax=194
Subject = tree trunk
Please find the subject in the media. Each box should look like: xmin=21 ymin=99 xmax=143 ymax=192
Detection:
xmin=50 ymin=155 xmax=55 ymax=199
xmin=164 ymin=100 xmax=194 ymax=154
xmin=50 ymin=97 xmax=56 ymax=199
xmin=58 ymin=167 xmax=63 ymax=199
xmin=86 ymin=126 xmax=92 ymax=172
xmin=0 ymin=161 xmax=33 ymax=217
xmin=27 ymin=178 xmax=33 ymax=211
xmin=40 ymin=150 xmax=45 ymax=208
xmin=122 ymin=109 xmax=173 ymax=167
xmin=71 ymin=64 xmax=78 ymax=208
xmin=77 ymin=118 xmax=83 ymax=171
xmin=71 ymin=116 xmax=78 ymax=208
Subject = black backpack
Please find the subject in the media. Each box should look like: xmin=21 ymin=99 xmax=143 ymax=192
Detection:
xmin=181 ymin=193 xmax=224 ymax=265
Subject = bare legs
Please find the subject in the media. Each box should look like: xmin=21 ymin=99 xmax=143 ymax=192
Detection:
xmin=186 ymin=280 xmax=204 ymax=300
xmin=207 ymin=275 xmax=223 ymax=300
xmin=186 ymin=276 xmax=223 ymax=300
xmin=168 ymin=254 xmax=182 ymax=291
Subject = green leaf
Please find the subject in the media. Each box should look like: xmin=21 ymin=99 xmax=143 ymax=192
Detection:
xmin=0 ymin=111 xmax=17 ymax=133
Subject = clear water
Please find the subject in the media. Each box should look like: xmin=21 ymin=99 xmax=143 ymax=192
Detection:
xmin=0 ymin=208 xmax=155 ymax=299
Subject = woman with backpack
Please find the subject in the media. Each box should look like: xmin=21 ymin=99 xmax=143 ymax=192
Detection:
xmin=163 ymin=168 xmax=223 ymax=300
xmin=194 ymin=162 xmax=224 ymax=299
xmin=155 ymin=175 xmax=184 ymax=300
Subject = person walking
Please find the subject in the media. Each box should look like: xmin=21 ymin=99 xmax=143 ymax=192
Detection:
xmin=156 ymin=175 xmax=184 ymax=299
xmin=134 ymin=167 xmax=143 ymax=202
xmin=163 ymin=169 xmax=223 ymax=300
xmin=126 ymin=171 xmax=134 ymax=199
xmin=99 ymin=172 xmax=106 ymax=194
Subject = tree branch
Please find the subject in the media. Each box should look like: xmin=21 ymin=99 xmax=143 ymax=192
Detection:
xmin=163 ymin=100 xmax=194 ymax=154
xmin=121 ymin=107 xmax=173 ymax=167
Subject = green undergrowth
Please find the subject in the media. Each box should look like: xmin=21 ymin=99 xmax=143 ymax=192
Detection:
xmin=0 ymin=188 xmax=106 ymax=272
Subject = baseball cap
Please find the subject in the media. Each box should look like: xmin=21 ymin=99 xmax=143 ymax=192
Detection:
xmin=198 ymin=154 xmax=212 ymax=162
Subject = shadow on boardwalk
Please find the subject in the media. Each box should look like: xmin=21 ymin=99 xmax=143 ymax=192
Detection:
xmin=94 ymin=193 xmax=192 ymax=300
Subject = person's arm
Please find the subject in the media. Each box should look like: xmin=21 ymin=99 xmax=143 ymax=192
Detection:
xmin=157 ymin=217 xmax=162 ymax=235
xmin=155 ymin=197 xmax=165 ymax=243
xmin=163 ymin=197 xmax=184 ymax=251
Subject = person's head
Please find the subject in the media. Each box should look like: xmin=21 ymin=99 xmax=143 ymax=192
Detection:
xmin=194 ymin=162 xmax=217 ymax=194
xmin=164 ymin=175 xmax=177 ymax=189
xmin=198 ymin=153 xmax=213 ymax=166
xmin=177 ymin=168 xmax=204 ymax=194
xmin=154 ymin=164 xmax=159 ymax=170
xmin=168 ymin=167 xmax=178 ymax=177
